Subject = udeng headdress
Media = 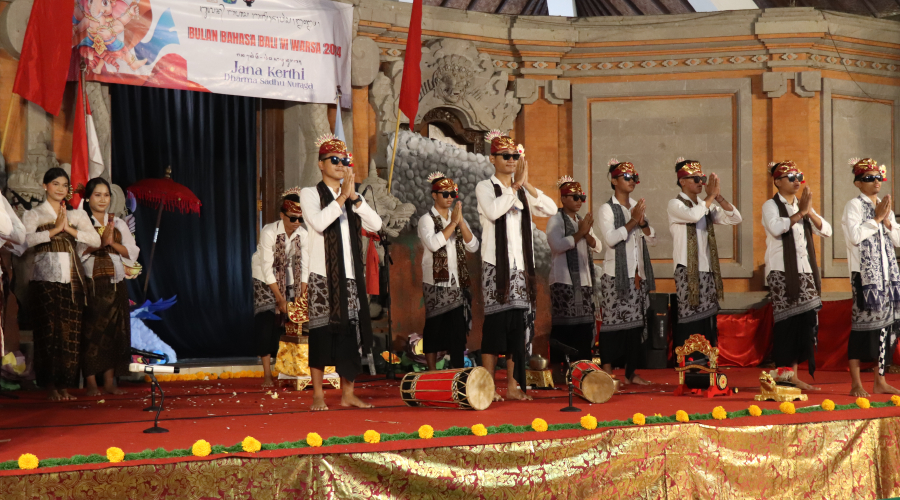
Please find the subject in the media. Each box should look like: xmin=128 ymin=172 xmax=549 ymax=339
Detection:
xmin=556 ymin=175 xmax=583 ymax=196
xmin=281 ymin=186 xmax=302 ymax=214
xmin=850 ymin=157 xmax=887 ymax=180
xmin=608 ymin=158 xmax=639 ymax=183
xmin=675 ymin=157 xmax=703 ymax=179
xmin=485 ymin=129 xmax=516 ymax=155
xmin=770 ymin=160 xmax=804 ymax=183
xmin=426 ymin=171 xmax=458 ymax=193
xmin=315 ymin=133 xmax=348 ymax=156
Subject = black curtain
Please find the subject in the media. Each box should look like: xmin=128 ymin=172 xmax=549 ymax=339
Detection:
xmin=111 ymin=86 xmax=257 ymax=358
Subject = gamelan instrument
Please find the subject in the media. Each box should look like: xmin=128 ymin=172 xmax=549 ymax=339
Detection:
xmin=400 ymin=367 xmax=494 ymax=411
xmin=568 ymin=360 xmax=616 ymax=404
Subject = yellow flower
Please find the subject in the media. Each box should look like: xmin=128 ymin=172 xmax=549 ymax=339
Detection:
xmin=106 ymin=447 xmax=124 ymax=463
xmin=208 ymin=373 xmax=218 ymax=380
xmin=856 ymin=397 xmax=871 ymax=409
xmin=675 ymin=410 xmax=689 ymax=423
xmin=471 ymin=424 xmax=488 ymax=437
xmin=779 ymin=402 xmax=796 ymax=415
xmin=242 ymin=436 xmax=261 ymax=453
xmin=418 ymin=425 xmax=434 ymax=439
xmin=18 ymin=453 xmax=38 ymax=470
xmin=364 ymin=430 xmax=380 ymax=444
xmin=821 ymin=399 xmax=835 ymax=411
xmin=307 ymin=433 xmax=323 ymax=447
xmin=632 ymin=413 xmax=646 ymax=426
xmin=531 ymin=418 xmax=548 ymax=432
xmin=220 ymin=372 xmax=231 ymax=380
xmin=712 ymin=406 xmax=728 ymax=420
xmin=580 ymin=414 xmax=598 ymax=430
xmin=749 ymin=405 xmax=762 ymax=417
xmin=192 ymin=439 xmax=212 ymax=457
xmin=144 ymin=375 xmax=152 ymax=383
xmin=254 ymin=371 xmax=264 ymax=377
xmin=892 ymin=395 xmax=900 ymax=407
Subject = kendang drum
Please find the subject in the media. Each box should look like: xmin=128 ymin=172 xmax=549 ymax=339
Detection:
xmin=400 ymin=367 xmax=494 ymax=411
xmin=569 ymin=360 xmax=616 ymax=404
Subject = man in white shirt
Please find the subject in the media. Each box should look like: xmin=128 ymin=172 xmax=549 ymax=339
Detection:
xmin=299 ymin=134 xmax=383 ymax=411
xmin=596 ymin=161 xmax=656 ymax=386
xmin=418 ymin=171 xmax=479 ymax=370
xmin=547 ymin=176 xmax=600 ymax=379
xmin=841 ymin=157 xmax=900 ymax=397
xmin=476 ymin=132 xmax=557 ymax=400
xmin=667 ymin=158 xmax=742 ymax=350
xmin=250 ymin=189 xmax=309 ymax=388
xmin=762 ymin=161 xmax=831 ymax=390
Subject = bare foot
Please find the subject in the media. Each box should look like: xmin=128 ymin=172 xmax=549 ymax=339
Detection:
xmin=850 ymin=385 xmax=870 ymax=398
xmin=874 ymin=382 xmax=900 ymax=395
xmin=59 ymin=390 xmax=77 ymax=401
xmin=790 ymin=377 xmax=819 ymax=391
xmin=493 ymin=391 xmax=504 ymax=402
xmin=506 ymin=387 xmax=533 ymax=401
xmin=104 ymin=385 xmax=127 ymax=396
xmin=85 ymin=386 xmax=102 ymax=397
xmin=340 ymin=394 xmax=374 ymax=408
xmin=261 ymin=376 xmax=275 ymax=389
xmin=48 ymin=390 xmax=63 ymax=401
xmin=627 ymin=375 xmax=652 ymax=386
xmin=311 ymin=394 xmax=328 ymax=411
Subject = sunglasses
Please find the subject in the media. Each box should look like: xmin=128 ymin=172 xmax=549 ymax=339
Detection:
xmin=326 ymin=156 xmax=352 ymax=166
xmin=683 ymin=176 xmax=707 ymax=184
xmin=858 ymin=174 xmax=884 ymax=183
xmin=615 ymin=173 xmax=640 ymax=183
xmin=777 ymin=173 xmax=805 ymax=183
xmin=286 ymin=216 xmax=302 ymax=223
xmin=493 ymin=153 xmax=521 ymax=161
xmin=566 ymin=194 xmax=587 ymax=202
xmin=436 ymin=191 xmax=458 ymax=199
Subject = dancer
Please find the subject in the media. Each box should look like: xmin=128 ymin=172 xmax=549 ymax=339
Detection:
xmin=251 ymin=189 xmax=308 ymax=388
xmin=547 ymin=175 xmax=600 ymax=379
xmin=79 ymin=178 xmax=140 ymax=396
xmin=596 ymin=161 xmax=656 ymax=386
xmin=667 ymin=158 xmax=742 ymax=349
xmin=300 ymin=134 xmax=381 ymax=411
xmin=762 ymin=161 xmax=831 ymax=391
xmin=841 ymin=157 xmax=900 ymax=396
xmin=476 ymin=132 xmax=557 ymax=400
xmin=24 ymin=168 xmax=101 ymax=400
xmin=417 ymin=171 xmax=478 ymax=371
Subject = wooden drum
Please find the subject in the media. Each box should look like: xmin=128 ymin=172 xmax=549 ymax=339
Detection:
xmin=400 ymin=367 xmax=494 ymax=411
xmin=569 ymin=360 xmax=616 ymax=404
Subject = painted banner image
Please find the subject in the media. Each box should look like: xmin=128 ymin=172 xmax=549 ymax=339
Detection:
xmin=73 ymin=0 xmax=353 ymax=106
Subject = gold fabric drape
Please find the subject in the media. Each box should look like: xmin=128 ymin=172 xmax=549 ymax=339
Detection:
xmin=3 ymin=416 xmax=899 ymax=499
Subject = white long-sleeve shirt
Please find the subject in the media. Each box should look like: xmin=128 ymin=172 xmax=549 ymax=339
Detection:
xmin=761 ymin=194 xmax=832 ymax=276
xmin=841 ymin=195 xmax=900 ymax=276
xmin=475 ymin=176 xmax=557 ymax=269
xmin=418 ymin=207 xmax=479 ymax=286
xmin=250 ymin=220 xmax=309 ymax=287
xmin=24 ymin=201 xmax=101 ymax=283
xmin=299 ymin=185 xmax=382 ymax=279
xmin=0 ymin=195 xmax=26 ymax=265
xmin=77 ymin=215 xmax=140 ymax=283
xmin=597 ymin=197 xmax=657 ymax=279
xmin=667 ymin=192 xmax=743 ymax=271
xmin=547 ymin=211 xmax=601 ymax=287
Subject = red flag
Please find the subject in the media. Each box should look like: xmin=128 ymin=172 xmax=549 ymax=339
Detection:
xmin=71 ymin=78 xmax=91 ymax=208
xmin=12 ymin=0 xmax=75 ymax=116
xmin=398 ymin=0 xmax=423 ymax=130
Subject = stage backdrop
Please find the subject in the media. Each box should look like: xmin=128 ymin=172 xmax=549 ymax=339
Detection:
xmin=74 ymin=0 xmax=352 ymax=107
xmin=112 ymin=86 xmax=257 ymax=358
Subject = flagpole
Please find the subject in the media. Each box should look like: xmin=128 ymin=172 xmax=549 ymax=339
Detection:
xmin=0 ymin=94 xmax=19 ymax=156
xmin=386 ymin=104 xmax=402 ymax=193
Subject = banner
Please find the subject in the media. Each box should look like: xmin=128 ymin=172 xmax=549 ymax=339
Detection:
xmin=73 ymin=0 xmax=353 ymax=107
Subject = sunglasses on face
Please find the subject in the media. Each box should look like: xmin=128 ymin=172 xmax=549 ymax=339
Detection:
xmin=859 ymin=174 xmax=884 ymax=183
xmin=326 ymin=156 xmax=352 ymax=166
xmin=286 ymin=215 xmax=302 ymax=223
xmin=777 ymin=173 xmax=805 ymax=183
xmin=566 ymin=194 xmax=587 ymax=202
xmin=436 ymin=191 xmax=458 ymax=199
xmin=493 ymin=153 xmax=521 ymax=161
xmin=684 ymin=176 xmax=707 ymax=185
xmin=615 ymin=173 xmax=640 ymax=183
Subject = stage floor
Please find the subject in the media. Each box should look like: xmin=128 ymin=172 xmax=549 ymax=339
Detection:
xmin=2 ymin=367 xmax=900 ymax=465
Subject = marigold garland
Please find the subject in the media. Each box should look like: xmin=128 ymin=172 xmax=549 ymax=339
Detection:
xmin=18 ymin=454 xmax=38 ymax=470
xmin=821 ymin=399 xmax=835 ymax=411
xmin=748 ymin=405 xmax=762 ymax=417
xmin=307 ymin=433 xmax=323 ymax=447
xmin=856 ymin=397 xmax=870 ymax=409
xmin=712 ymin=406 xmax=728 ymax=420
xmin=145 ymin=370 xmax=265 ymax=383
xmin=106 ymin=447 xmax=124 ymax=463
xmin=632 ymin=413 xmax=646 ymax=426
xmin=531 ymin=418 xmax=548 ymax=432
xmin=580 ymin=414 xmax=598 ymax=430
xmin=471 ymin=424 xmax=488 ymax=437
xmin=242 ymin=436 xmax=261 ymax=453
xmin=363 ymin=430 xmax=380 ymax=444
xmin=418 ymin=425 xmax=434 ymax=439
xmin=675 ymin=410 xmax=689 ymax=423
xmin=892 ymin=395 xmax=900 ymax=407
xmin=779 ymin=402 xmax=796 ymax=415
xmin=192 ymin=440 xmax=212 ymax=457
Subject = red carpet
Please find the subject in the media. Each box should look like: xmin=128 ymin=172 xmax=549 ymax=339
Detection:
xmin=2 ymin=367 xmax=900 ymax=467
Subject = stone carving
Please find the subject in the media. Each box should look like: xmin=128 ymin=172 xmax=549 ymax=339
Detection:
xmin=358 ymin=159 xmax=415 ymax=239
xmin=7 ymin=134 xmax=64 ymax=211
xmin=514 ymin=79 xmax=570 ymax=106
xmin=0 ymin=0 xmax=33 ymax=59
xmin=85 ymin=82 xmax=112 ymax=176
xmin=351 ymin=36 xmax=380 ymax=87
xmin=762 ymin=71 xmax=821 ymax=98
xmin=369 ymin=38 xmax=520 ymax=168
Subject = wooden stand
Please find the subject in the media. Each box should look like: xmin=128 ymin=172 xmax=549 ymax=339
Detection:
xmin=526 ymin=369 xmax=554 ymax=388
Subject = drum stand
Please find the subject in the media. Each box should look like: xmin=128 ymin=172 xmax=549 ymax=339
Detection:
xmin=560 ymin=353 xmax=581 ymax=413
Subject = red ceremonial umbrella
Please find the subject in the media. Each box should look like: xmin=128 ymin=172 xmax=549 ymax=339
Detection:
xmin=128 ymin=166 xmax=201 ymax=298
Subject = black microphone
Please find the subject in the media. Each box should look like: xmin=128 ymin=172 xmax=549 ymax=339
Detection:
xmin=550 ymin=338 xmax=579 ymax=357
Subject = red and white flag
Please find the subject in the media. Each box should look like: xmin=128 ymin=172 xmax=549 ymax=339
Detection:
xmin=71 ymin=77 xmax=104 ymax=208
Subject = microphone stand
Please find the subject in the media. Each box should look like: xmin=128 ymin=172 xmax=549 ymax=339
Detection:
xmin=560 ymin=352 xmax=581 ymax=413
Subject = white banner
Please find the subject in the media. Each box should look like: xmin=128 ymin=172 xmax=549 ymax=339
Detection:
xmin=75 ymin=0 xmax=353 ymax=107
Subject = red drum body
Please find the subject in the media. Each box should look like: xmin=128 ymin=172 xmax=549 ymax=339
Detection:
xmin=400 ymin=367 xmax=494 ymax=411
xmin=570 ymin=360 xmax=616 ymax=404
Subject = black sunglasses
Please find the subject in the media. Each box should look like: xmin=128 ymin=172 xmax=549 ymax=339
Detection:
xmin=286 ymin=216 xmax=302 ymax=223
xmin=436 ymin=191 xmax=458 ymax=199
xmin=777 ymin=173 xmax=805 ymax=183
xmin=493 ymin=153 xmax=521 ymax=161
xmin=566 ymin=194 xmax=587 ymax=202
xmin=684 ymin=176 xmax=707 ymax=184
xmin=326 ymin=156 xmax=352 ymax=166
xmin=859 ymin=174 xmax=884 ymax=183
xmin=615 ymin=173 xmax=640 ymax=183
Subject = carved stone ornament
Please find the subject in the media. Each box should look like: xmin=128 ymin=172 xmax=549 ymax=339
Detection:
xmin=8 ymin=133 xmax=64 ymax=211
xmin=358 ymin=159 xmax=416 ymax=239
